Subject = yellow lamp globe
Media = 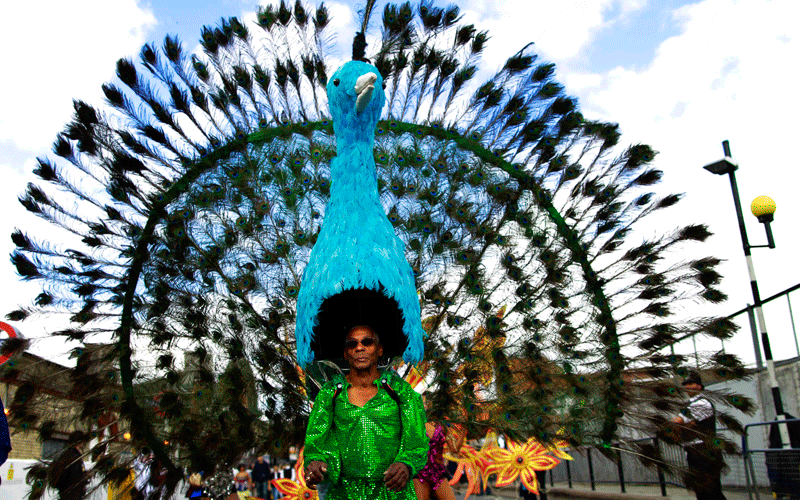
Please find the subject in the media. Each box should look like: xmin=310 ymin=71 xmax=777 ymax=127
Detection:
xmin=751 ymin=195 xmax=776 ymax=223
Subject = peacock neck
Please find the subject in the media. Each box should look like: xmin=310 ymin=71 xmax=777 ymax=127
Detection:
xmin=329 ymin=136 xmax=380 ymax=205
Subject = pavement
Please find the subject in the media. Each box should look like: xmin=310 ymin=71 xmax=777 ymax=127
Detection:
xmin=452 ymin=482 xmax=766 ymax=500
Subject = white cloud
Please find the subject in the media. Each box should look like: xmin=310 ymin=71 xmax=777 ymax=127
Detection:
xmin=0 ymin=0 xmax=156 ymax=152
xmin=459 ymin=0 xmax=647 ymax=67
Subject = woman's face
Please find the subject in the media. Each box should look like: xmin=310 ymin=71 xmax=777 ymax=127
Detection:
xmin=343 ymin=326 xmax=383 ymax=370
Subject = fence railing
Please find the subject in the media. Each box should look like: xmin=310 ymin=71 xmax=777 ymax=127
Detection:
xmin=741 ymin=418 xmax=800 ymax=500
xmin=549 ymin=437 xmax=683 ymax=497
xmin=548 ymin=420 xmax=800 ymax=498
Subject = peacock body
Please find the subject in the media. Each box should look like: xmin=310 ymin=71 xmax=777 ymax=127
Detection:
xmin=296 ymin=60 xmax=424 ymax=367
xmin=3 ymin=1 xmax=754 ymax=497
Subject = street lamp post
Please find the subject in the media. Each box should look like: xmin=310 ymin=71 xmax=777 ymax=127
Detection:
xmin=703 ymin=139 xmax=790 ymax=448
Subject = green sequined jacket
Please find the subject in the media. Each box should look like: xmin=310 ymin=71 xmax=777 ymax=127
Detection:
xmin=304 ymin=370 xmax=428 ymax=499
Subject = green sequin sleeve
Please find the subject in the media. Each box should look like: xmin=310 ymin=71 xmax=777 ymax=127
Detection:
xmin=391 ymin=375 xmax=428 ymax=476
xmin=304 ymin=381 xmax=341 ymax=484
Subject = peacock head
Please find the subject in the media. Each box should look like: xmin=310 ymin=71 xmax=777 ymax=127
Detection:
xmin=327 ymin=61 xmax=385 ymax=138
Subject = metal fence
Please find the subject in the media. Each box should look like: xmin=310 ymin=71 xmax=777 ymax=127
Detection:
xmin=547 ymin=420 xmax=800 ymax=498
xmin=742 ymin=419 xmax=800 ymax=500
xmin=549 ymin=439 xmax=681 ymax=497
xmin=666 ymin=282 xmax=800 ymax=370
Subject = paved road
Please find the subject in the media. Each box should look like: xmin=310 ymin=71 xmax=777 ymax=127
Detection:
xmin=452 ymin=482 xmax=767 ymax=500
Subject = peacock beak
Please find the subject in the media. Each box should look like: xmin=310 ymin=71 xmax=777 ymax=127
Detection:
xmin=354 ymin=72 xmax=377 ymax=115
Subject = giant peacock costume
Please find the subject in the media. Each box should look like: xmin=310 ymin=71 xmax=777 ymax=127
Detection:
xmin=4 ymin=1 xmax=754 ymax=498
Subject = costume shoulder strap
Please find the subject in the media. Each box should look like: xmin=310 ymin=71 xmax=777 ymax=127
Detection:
xmin=380 ymin=375 xmax=402 ymax=406
xmin=331 ymin=381 xmax=345 ymax=412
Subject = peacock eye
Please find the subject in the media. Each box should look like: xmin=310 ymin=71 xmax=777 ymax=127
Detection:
xmin=333 ymin=78 xmax=340 ymax=86
xmin=382 ymin=81 xmax=386 ymax=89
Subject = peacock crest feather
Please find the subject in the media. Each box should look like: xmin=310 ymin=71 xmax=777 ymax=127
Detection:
xmin=4 ymin=0 xmax=752 ymax=495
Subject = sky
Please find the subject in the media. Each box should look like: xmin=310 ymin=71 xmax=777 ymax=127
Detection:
xmin=1 ymin=0 xmax=799 ymax=368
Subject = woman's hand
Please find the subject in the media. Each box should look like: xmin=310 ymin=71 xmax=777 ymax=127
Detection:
xmin=304 ymin=461 xmax=328 ymax=488
xmin=383 ymin=462 xmax=411 ymax=492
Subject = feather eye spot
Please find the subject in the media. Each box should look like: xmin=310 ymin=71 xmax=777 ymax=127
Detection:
xmin=376 ymin=127 xmax=385 ymax=135
xmin=390 ymin=121 xmax=398 ymax=128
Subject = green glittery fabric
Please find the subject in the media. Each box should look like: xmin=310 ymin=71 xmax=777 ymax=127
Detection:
xmin=305 ymin=370 xmax=428 ymax=500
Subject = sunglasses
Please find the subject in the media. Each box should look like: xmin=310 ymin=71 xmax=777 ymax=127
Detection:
xmin=344 ymin=337 xmax=379 ymax=349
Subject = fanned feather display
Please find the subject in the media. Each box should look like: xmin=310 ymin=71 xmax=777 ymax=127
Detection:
xmin=4 ymin=1 xmax=753 ymax=497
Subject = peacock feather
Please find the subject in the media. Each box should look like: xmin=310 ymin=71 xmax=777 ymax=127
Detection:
xmin=4 ymin=0 xmax=752 ymax=496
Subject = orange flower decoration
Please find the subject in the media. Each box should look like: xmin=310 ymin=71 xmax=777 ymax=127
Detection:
xmin=271 ymin=450 xmax=318 ymax=500
xmin=446 ymin=444 xmax=487 ymax=499
xmin=482 ymin=438 xmax=560 ymax=494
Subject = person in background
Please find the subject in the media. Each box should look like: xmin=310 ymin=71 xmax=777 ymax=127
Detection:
xmin=413 ymin=421 xmax=456 ymax=500
xmin=132 ymin=447 xmax=154 ymax=498
xmin=271 ymin=465 xmax=283 ymax=499
xmin=672 ymin=372 xmax=726 ymax=500
xmin=234 ymin=463 xmax=253 ymax=499
xmin=0 ymin=396 xmax=11 ymax=469
xmin=50 ymin=431 xmax=89 ymax=500
xmin=185 ymin=472 xmax=211 ymax=499
xmin=251 ymin=455 xmax=271 ymax=499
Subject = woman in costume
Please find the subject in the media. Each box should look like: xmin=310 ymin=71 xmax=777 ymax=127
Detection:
xmin=413 ymin=422 xmax=456 ymax=500
xmin=304 ymin=325 xmax=428 ymax=500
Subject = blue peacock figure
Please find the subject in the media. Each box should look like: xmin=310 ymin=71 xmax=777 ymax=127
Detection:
xmin=4 ymin=1 xmax=754 ymax=497
xmin=296 ymin=60 xmax=424 ymax=368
